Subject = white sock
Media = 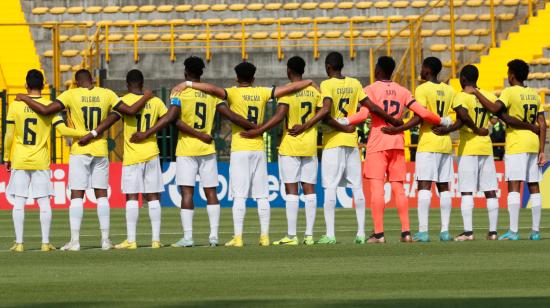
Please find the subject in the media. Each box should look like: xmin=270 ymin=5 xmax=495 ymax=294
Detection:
xmin=353 ymin=188 xmax=366 ymax=237
xmin=12 ymin=196 xmax=26 ymax=244
xmin=285 ymin=195 xmax=299 ymax=237
xmin=440 ymin=191 xmax=452 ymax=232
xmin=530 ymin=193 xmax=542 ymax=232
xmin=304 ymin=194 xmax=317 ymax=236
xmin=507 ymin=192 xmax=521 ymax=233
xmin=257 ymin=198 xmax=270 ymax=236
xmin=181 ymin=208 xmax=194 ymax=240
xmin=324 ymin=188 xmax=337 ymax=238
xmin=69 ymin=198 xmax=83 ymax=242
xmin=37 ymin=197 xmax=52 ymax=244
xmin=486 ymin=198 xmax=499 ymax=233
xmin=461 ymin=195 xmax=474 ymax=232
xmin=232 ymin=197 xmax=246 ymax=236
xmin=417 ymin=190 xmax=432 ymax=232
xmin=96 ymin=197 xmax=110 ymax=240
xmin=206 ymin=204 xmax=220 ymax=239
xmin=148 ymin=200 xmax=161 ymax=241
xmin=125 ymin=200 xmax=139 ymax=243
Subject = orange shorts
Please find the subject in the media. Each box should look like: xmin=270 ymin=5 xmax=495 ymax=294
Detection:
xmin=363 ymin=149 xmax=406 ymax=182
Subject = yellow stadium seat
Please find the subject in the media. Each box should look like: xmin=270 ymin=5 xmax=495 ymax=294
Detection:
xmin=170 ymin=19 xmax=186 ymax=26
xmin=544 ymin=72 xmax=550 ymax=78
xmin=315 ymin=16 xmax=331 ymax=23
xmin=150 ymin=19 xmax=167 ymax=26
xmin=139 ymin=5 xmax=156 ymax=13
xmin=498 ymin=13 xmax=515 ymax=21
xmin=121 ymin=6 xmax=138 ymax=13
xmin=307 ymin=31 xmax=324 ymax=38
xmin=214 ymin=32 xmax=232 ymax=40
xmin=196 ymin=33 xmax=213 ymax=40
xmin=392 ymin=1 xmax=410 ymax=8
xmin=389 ymin=15 xmax=405 ymax=22
xmin=193 ymin=4 xmax=210 ymax=12
xmin=423 ymin=14 xmax=440 ymax=22
xmin=368 ymin=15 xmax=385 ymax=23
xmin=527 ymin=73 xmax=536 ymax=80
xmin=374 ymin=1 xmax=391 ymax=8
xmin=380 ymin=30 xmax=397 ymax=37
xmin=259 ymin=17 xmax=276 ymax=25
xmin=72 ymin=65 xmax=82 ymax=72
xmin=324 ymin=31 xmax=342 ymax=38
xmin=229 ymin=3 xmax=246 ymax=11
xmin=362 ymin=30 xmax=379 ymax=38
xmin=97 ymin=20 xmax=113 ymax=27
xmin=103 ymin=6 xmax=120 ymax=13
xmin=441 ymin=14 xmax=459 ymax=21
xmin=467 ymin=43 xmax=485 ymax=51
xmin=356 ymin=1 xmax=374 ymax=9
xmin=32 ymin=7 xmax=49 ymax=15
xmin=466 ymin=0 xmax=483 ymax=6
xmin=69 ymin=34 xmax=86 ymax=42
xmin=59 ymin=35 xmax=69 ymax=42
xmin=295 ymin=17 xmax=313 ymax=24
xmin=503 ymin=0 xmax=520 ymax=6
xmin=160 ymin=34 xmax=174 ymax=41
xmin=442 ymin=60 xmax=452 ymax=68
xmin=270 ymin=32 xmax=287 ymax=39
xmin=421 ymin=29 xmax=434 ymax=37
xmin=478 ymin=14 xmax=491 ymax=21
xmin=42 ymin=21 xmax=56 ymax=29
xmin=157 ymin=5 xmax=174 ymax=13
xmin=265 ymin=3 xmax=282 ymax=10
xmin=283 ymin=3 xmax=300 ymax=10
xmin=113 ymin=20 xmax=131 ymax=27
xmin=178 ymin=33 xmax=196 ymax=41
xmin=454 ymin=44 xmax=466 ymax=51
xmin=288 ymin=31 xmax=305 ymax=39
xmin=60 ymin=65 xmax=71 ymax=72
xmin=67 ymin=6 xmax=84 ymax=14
xmin=435 ymin=29 xmax=451 ymax=36
xmin=242 ymin=18 xmax=258 ymax=24
xmin=430 ymin=44 xmax=447 ymax=51
xmin=319 ymin=2 xmax=337 ymax=9
xmin=232 ymin=32 xmax=250 ymax=40
xmin=279 ymin=17 xmax=294 ymax=24
xmin=43 ymin=50 xmax=53 ymax=57
xmin=406 ymin=14 xmax=420 ymax=21
xmin=344 ymin=30 xmax=361 ymax=38
xmin=175 ymin=5 xmax=191 ymax=12
xmin=396 ymin=29 xmax=410 ymax=37
xmin=211 ymin=4 xmax=228 ymax=11
xmin=61 ymin=20 xmax=78 ymax=26
xmin=455 ymin=28 xmax=472 ymax=36
xmin=134 ymin=20 xmax=150 ymax=26
xmin=251 ymin=32 xmax=269 ymax=39
xmin=49 ymin=7 xmax=67 ymax=14
xmin=85 ymin=6 xmax=102 ymax=14
xmin=411 ymin=1 xmax=428 ymax=8
xmin=541 ymin=58 xmax=550 ymax=65
xmin=301 ymin=2 xmax=318 ymax=10
xmin=88 ymin=35 xmax=105 ymax=42
xmin=64 ymin=80 xmax=73 ymax=88
xmin=124 ymin=34 xmax=140 ymax=42
xmin=247 ymin=3 xmax=264 ymax=11
xmin=205 ymin=18 xmax=222 ymax=25
xmin=460 ymin=14 xmax=477 ymax=21
xmin=429 ymin=0 xmax=445 ymax=7
xmin=454 ymin=0 xmax=466 ymax=6
xmin=351 ymin=16 xmax=369 ymax=23
xmin=331 ymin=16 xmax=349 ymax=23
xmin=187 ymin=19 xmax=203 ymax=26
xmin=106 ymin=34 xmax=122 ymax=42
xmin=80 ymin=20 xmax=94 ymax=28
xmin=223 ymin=18 xmax=240 ymax=25
xmin=473 ymin=28 xmax=490 ymax=36
xmin=337 ymin=2 xmax=355 ymax=9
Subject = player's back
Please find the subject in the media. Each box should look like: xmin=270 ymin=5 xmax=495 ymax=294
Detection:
xmin=498 ymin=85 xmax=542 ymax=154
xmin=121 ymin=93 xmax=167 ymax=165
xmin=415 ymin=81 xmax=455 ymax=154
xmin=320 ymin=77 xmax=366 ymax=149
xmin=364 ymin=80 xmax=414 ymax=153
xmin=172 ymin=88 xmax=220 ymax=156
xmin=7 ymin=97 xmax=53 ymax=170
xmin=278 ymin=85 xmax=321 ymax=157
xmin=226 ymin=86 xmax=273 ymax=152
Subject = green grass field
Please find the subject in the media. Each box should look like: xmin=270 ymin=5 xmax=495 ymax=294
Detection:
xmin=0 ymin=207 xmax=549 ymax=307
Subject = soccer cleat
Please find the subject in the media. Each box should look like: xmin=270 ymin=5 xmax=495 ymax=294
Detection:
xmin=41 ymin=243 xmax=56 ymax=252
xmin=114 ymin=240 xmax=137 ymax=250
xmin=316 ymin=235 xmax=337 ymax=244
xmin=259 ymin=235 xmax=270 ymax=246
xmin=151 ymin=241 xmax=163 ymax=249
xmin=302 ymin=235 xmax=315 ymax=245
xmin=413 ymin=231 xmax=430 ymax=242
xmin=171 ymin=238 xmax=194 ymax=248
xmin=101 ymin=239 xmax=114 ymax=251
xmin=486 ymin=232 xmax=498 ymax=241
xmin=208 ymin=237 xmax=219 ymax=247
xmin=272 ymin=236 xmax=298 ymax=246
xmin=225 ymin=235 xmax=243 ymax=247
xmin=454 ymin=233 xmax=475 ymax=241
xmin=10 ymin=243 xmax=24 ymax=252
xmin=400 ymin=235 xmax=413 ymax=243
xmin=439 ymin=231 xmax=453 ymax=242
xmin=354 ymin=236 xmax=366 ymax=244
xmin=60 ymin=241 xmax=80 ymax=251
xmin=529 ymin=231 xmax=541 ymax=241
xmin=367 ymin=234 xmax=386 ymax=244
xmin=499 ymin=231 xmax=520 ymax=241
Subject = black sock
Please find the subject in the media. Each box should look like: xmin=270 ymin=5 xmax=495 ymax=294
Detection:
xmin=373 ymin=232 xmax=384 ymax=239
xmin=464 ymin=231 xmax=473 ymax=236
xmin=401 ymin=231 xmax=410 ymax=238
xmin=488 ymin=231 xmax=497 ymax=236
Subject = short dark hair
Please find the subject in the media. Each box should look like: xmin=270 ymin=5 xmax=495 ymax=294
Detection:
xmin=75 ymin=69 xmax=92 ymax=83
xmin=507 ymin=59 xmax=529 ymax=82
xmin=376 ymin=56 xmax=396 ymax=77
xmin=234 ymin=61 xmax=256 ymax=82
xmin=287 ymin=56 xmax=305 ymax=75
xmin=26 ymin=69 xmax=44 ymax=90
xmin=126 ymin=69 xmax=144 ymax=86
xmin=184 ymin=56 xmax=206 ymax=78
xmin=423 ymin=57 xmax=442 ymax=76
xmin=325 ymin=52 xmax=344 ymax=70
xmin=460 ymin=64 xmax=479 ymax=83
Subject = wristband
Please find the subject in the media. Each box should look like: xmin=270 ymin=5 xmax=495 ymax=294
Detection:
xmin=90 ymin=130 xmax=98 ymax=137
xmin=185 ymin=81 xmax=193 ymax=88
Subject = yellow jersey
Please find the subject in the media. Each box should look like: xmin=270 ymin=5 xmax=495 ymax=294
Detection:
xmin=171 ymin=88 xmax=222 ymax=156
xmin=499 ymin=86 xmax=543 ymax=154
xmin=226 ymin=86 xmax=274 ymax=152
xmin=415 ymin=81 xmax=455 ymax=154
xmin=278 ymin=85 xmax=322 ymax=157
xmin=121 ymin=93 xmax=168 ymax=165
xmin=452 ymin=89 xmax=496 ymax=156
xmin=56 ymin=86 xmax=121 ymax=157
xmin=320 ymin=77 xmax=366 ymax=149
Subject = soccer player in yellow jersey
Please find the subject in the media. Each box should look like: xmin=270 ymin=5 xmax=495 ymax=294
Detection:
xmin=5 ymin=70 xmax=88 ymax=252
xmin=17 ymin=69 xmax=152 ymax=251
xmin=173 ymin=61 xmax=314 ymax=247
xmin=465 ymin=59 xmax=546 ymax=241
xmin=134 ymin=57 xmax=253 ymax=247
xmin=240 ymin=56 xmax=322 ymax=246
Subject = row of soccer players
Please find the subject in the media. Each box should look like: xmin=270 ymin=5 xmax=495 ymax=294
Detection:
xmin=6 ymin=51 xmax=545 ymax=251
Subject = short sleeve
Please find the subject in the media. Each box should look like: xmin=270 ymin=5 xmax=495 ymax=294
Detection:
xmin=156 ymin=98 xmax=168 ymax=117
xmin=320 ymin=81 xmax=332 ymax=101
xmin=355 ymin=80 xmax=367 ymax=102
xmin=56 ymin=90 xmax=71 ymax=108
xmin=52 ymin=114 xmax=65 ymax=127
xmin=277 ymin=94 xmax=291 ymax=106
xmin=170 ymin=95 xmax=182 ymax=107
xmin=107 ymin=89 xmax=121 ymax=108
xmin=498 ymin=88 xmax=511 ymax=108
xmin=415 ymin=85 xmax=428 ymax=107
xmin=262 ymin=87 xmax=275 ymax=101
xmin=6 ymin=103 xmax=15 ymax=122
xmin=316 ymin=93 xmax=323 ymax=108
xmin=363 ymin=85 xmax=374 ymax=102
xmin=451 ymin=93 xmax=462 ymax=109
xmin=537 ymin=95 xmax=544 ymax=113
xmin=403 ymin=88 xmax=416 ymax=108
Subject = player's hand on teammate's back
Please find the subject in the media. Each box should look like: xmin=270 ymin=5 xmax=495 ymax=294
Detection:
xmin=340 ymin=125 xmax=356 ymax=133
xmin=539 ymin=152 xmax=547 ymax=166
xmin=130 ymin=132 xmax=148 ymax=143
xmin=197 ymin=132 xmax=213 ymax=144
xmin=143 ymin=89 xmax=154 ymax=99
xmin=78 ymin=133 xmax=94 ymax=146
xmin=388 ymin=117 xmax=404 ymax=127
xmin=431 ymin=125 xmax=449 ymax=136
xmin=381 ymin=126 xmax=401 ymax=135
xmin=240 ymin=129 xmax=262 ymax=139
xmin=288 ymin=124 xmax=305 ymax=136
xmin=171 ymin=82 xmax=187 ymax=94
xmin=15 ymin=93 xmax=28 ymax=102
xmin=475 ymin=127 xmax=489 ymax=136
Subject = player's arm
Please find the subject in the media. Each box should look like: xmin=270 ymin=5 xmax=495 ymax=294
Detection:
xmin=130 ymin=105 xmax=180 ymax=143
xmin=77 ymin=112 xmax=121 ymax=146
xmin=216 ymin=103 xmax=256 ymax=130
xmin=465 ymin=87 xmax=504 ymax=114
xmin=357 ymin=97 xmax=403 ymax=127
xmin=498 ymin=112 xmax=540 ymax=134
xmin=113 ymin=90 xmax=153 ymax=116
xmin=381 ymin=115 xmax=422 ymax=135
xmin=241 ymin=104 xmax=289 ymax=138
xmin=3 ymin=121 xmax=14 ymax=170
xmin=537 ymin=112 xmax=547 ymax=165
xmin=454 ymin=106 xmax=488 ymax=136
xmin=324 ymin=116 xmax=356 ymax=133
xmin=53 ymin=116 xmax=89 ymax=138
xmin=172 ymin=81 xmax=227 ymax=100
xmin=288 ymin=98 xmax=331 ymax=136
xmin=273 ymin=80 xmax=314 ymax=98
xmin=432 ymin=117 xmax=464 ymax=135
xmin=15 ymin=94 xmax=63 ymax=115
xmin=174 ymin=119 xmax=214 ymax=144
xmin=408 ymin=101 xmax=449 ymax=126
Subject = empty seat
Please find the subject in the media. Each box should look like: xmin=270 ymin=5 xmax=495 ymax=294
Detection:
xmin=441 ymin=14 xmax=459 ymax=21
xmin=337 ymin=2 xmax=355 ymax=9
xmin=113 ymin=20 xmax=131 ymax=27
xmin=193 ymin=4 xmax=210 ymax=12
xmin=211 ymin=4 xmax=228 ymax=11
xmin=259 ymin=17 xmax=276 ymax=25
xmin=430 ymin=44 xmax=447 ymax=51
xmin=196 ymin=33 xmax=213 ymax=40
xmin=59 ymin=35 xmax=69 ymax=42
xmin=301 ymin=2 xmax=318 ymax=9
xmin=134 ymin=20 xmax=150 ymax=26
xmin=356 ymin=1 xmax=374 ymax=9
xmin=175 ymin=5 xmax=191 ymax=12
xmin=423 ymin=14 xmax=440 ymax=22
xmin=157 ymin=5 xmax=174 ymax=13
xmin=288 ymin=31 xmax=305 ymax=39
xmin=103 ymin=6 xmax=120 ymax=13
xmin=454 ymin=44 xmax=466 ymax=51
xmin=60 ymin=65 xmax=71 ymax=72
xmin=389 ymin=15 xmax=405 ymax=22
xmin=32 ymin=7 xmax=49 ymax=15
xmin=455 ymin=29 xmax=472 ymax=36
xmin=411 ymin=1 xmax=428 ymax=8
xmin=270 ymin=32 xmax=287 ymax=39
xmin=85 ymin=6 xmax=102 ymax=14
xmin=121 ymin=5 xmax=138 ymax=13
xmin=374 ymin=1 xmax=391 ymax=8
xmin=205 ymin=18 xmax=222 ymax=25
xmin=279 ymin=17 xmax=294 ymax=24
xmin=124 ymin=34 xmax=140 ymax=41
xmin=380 ymin=30 xmax=397 ymax=36
xmin=223 ymin=18 xmax=240 ymax=25
xmin=344 ymin=30 xmax=361 ymax=38
xmin=150 ymin=19 xmax=167 ymax=26
xmin=49 ymin=7 xmax=67 ymax=14
xmin=460 ymin=14 xmax=477 ymax=21
xmin=107 ymin=34 xmax=123 ymax=42
xmin=43 ymin=50 xmax=54 ymax=57
xmin=478 ymin=14 xmax=491 ymax=21
xmin=503 ymin=0 xmax=520 ymax=5
xmin=368 ymin=15 xmax=385 ymax=22
xmin=160 ymin=34 xmax=174 ymax=41
xmin=187 ymin=19 xmax=203 ymax=26
xmin=307 ymin=31 xmax=324 ymax=38
xmin=283 ymin=3 xmax=300 ymax=10
xmin=435 ymin=29 xmax=451 ymax=36
xmin=429 ymin=0 xmax=445 ymax=7
xmin=69 ymin=34 xmax=86 ymax=42
xmin=229 ymin=3 xmax=246 ymax=11
xmin=265 ymin=3 xmax=282 ymax=10
xmin=251 ymin=32 xmax=269 ymax=39
xmin=139 ymin=5 xmax=156 ymax=13
xmin=170 ymin=19 xmax=186 ymax=26
xmin=67 ymin=6 xmax=84 ymax=14
xmin=392 ymin=1 xmax=410 ymax=8
xmin=421 ymin=29 xmax=434 ymax=36
xmin=64 ymin=80 xmax=74 ymax=88
xmin=72 ymin=65 xmax=82 ymax=72
xmin=398 ymin=29 xmax=411 ymax=37
xmin=498 ymin=13 xmax=515 ymax=21
xmin=351 ymin=16 xmax=369 ymax=23
xmin=247 ymin=3 xmax=264 ymax=11
xmin=455 ymin=0 xmax=466 ymax=6
xmin=242 ymin=17 xmax=258 ymax=24
xmin=331 ymin=16 xmax=349 ymax=23
xmin=96 ymin=20 xmax=113 ymax=27
xmin=232 ymin=32 xmax=250 ymax=40
xmin=467 ymin=43 xmax=485 ymax=51
xmin=295 ymin=17 xmax=313 ymax=24
xmin=178 ymin=33 xmax=196 ymax=41
xmin=362 ymin=30 xmax=379 ymax=38
xmin=88 ymin=35 xmax=105 ymax=42
xmin=324 ymin=31 xmax=342 ymax=38
xmin=214 ymin=32 xmax=232 ymax=40
xmin=466 ymin=0 xmax=483 ymax=6
xmin=315 ymin=16 xmax=331 ymax=23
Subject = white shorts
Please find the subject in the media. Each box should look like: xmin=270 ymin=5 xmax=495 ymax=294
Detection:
xmin=230 ymin=151 xmax=268 ymax=199
xmin=68 ymin=154 xmax=109 ymax=190
xmin=415 ymin=152 xmax=454 ymax=183
xmin=176 ymin=154 xmax=219 ymax=188
xmin=504 ymin=153 xmax=542 ymax=182
xmin=458 ymin=155 xmax=498 ymax=193
xmin=278 ymin=155 xmax=318 ymax=184
xmin=6 ymin=169 xmax=53 ymax=199
xmin=321 ymin=146 xmax=362 ymax=189
xmin=122 ymin=157 xmax=164 ymax=194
